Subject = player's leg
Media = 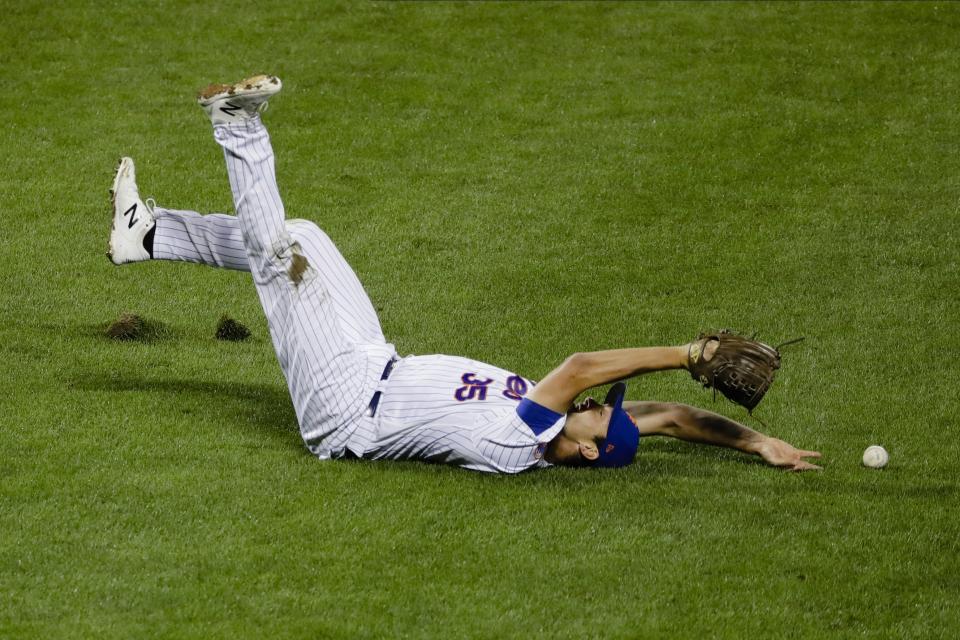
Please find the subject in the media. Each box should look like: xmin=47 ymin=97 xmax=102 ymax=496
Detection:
xmin=145 ymin=209 xmax=385 ymax=344
xmin=108 ymin=157 xmax=249 ymax=271
xmin=208 ymin=116 xmax=386 ymax=346
xmin=198 ymin=75 xmax=391 ymax=456
xmin=152 ymin=210 xmax=386 ymax=344
xmin=287 ymin=220 xmax=386 ymax=345
xmin=107 ymin=155 xmax=386 ymax=345
xmin=196 ymin=76 xmax=386 ymax=345
xmin=153 ymin=208 xmax=250 ymax=271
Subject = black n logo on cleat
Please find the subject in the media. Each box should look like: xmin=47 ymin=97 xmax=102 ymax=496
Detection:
xmin=221 ymin=101 xmax=242 ymax=116
xmin=124 ymin=203 xmax=138 ymax=229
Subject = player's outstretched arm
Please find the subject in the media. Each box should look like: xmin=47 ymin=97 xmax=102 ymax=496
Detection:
xmin=527 ymin=346 xmax=690 ymax=413
xmin=624 ymin=401 xmax=822 ymax=472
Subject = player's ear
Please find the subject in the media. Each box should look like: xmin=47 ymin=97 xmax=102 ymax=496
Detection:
xmin=578 ymin=440 xmax=599 ymax=462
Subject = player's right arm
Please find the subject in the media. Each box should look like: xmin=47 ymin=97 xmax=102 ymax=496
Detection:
xmin=624 ymin=401 xmax=822 ymax=471
xmin=526 ymin=346 xmax=689 ymax=414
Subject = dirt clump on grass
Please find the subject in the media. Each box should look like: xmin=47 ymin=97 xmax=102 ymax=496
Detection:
xmin=215 ymin=314 xmax=251 ymax=341
xmin=105 ymin=312 xmax=168 ymax=341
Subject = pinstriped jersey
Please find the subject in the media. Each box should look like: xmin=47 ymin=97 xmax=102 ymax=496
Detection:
xmin=357 ymin=354 xmax=566 ymax=473
xmin=195 ymin=118 xmax=562 ymax=474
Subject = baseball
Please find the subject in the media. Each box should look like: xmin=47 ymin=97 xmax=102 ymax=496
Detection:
xmin=862 ymin=445 xmax=889 ymax=469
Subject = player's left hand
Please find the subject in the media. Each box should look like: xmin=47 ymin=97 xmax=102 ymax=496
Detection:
xmin=756 ymin=437 xmax=822 ymax=472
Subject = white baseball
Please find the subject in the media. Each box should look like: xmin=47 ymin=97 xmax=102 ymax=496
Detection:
xmin=862 ymin=445 xmax=889 ymax=469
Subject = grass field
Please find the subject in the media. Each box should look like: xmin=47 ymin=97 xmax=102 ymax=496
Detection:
xmin=2 ymin=1 xmax=958 ymax=637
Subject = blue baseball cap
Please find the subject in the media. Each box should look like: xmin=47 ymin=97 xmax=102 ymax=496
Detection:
xmin=591 ymin=382 xmax=640 ymax=468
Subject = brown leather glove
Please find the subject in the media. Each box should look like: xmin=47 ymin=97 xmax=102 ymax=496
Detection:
xmin=688 ymin=330 xmax=791 ymax=412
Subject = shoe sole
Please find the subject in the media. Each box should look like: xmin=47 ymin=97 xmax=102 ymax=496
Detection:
xmin=197 ymin=74 xmax=282 ymax=105
xmin=107 ymin=157 xmax=134 ymax=263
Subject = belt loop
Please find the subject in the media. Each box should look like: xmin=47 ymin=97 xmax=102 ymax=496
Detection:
xmin=380 ymin=357 xmax=396 ymax=381
xmin=365 ymin=357 xmax=397 ymax=418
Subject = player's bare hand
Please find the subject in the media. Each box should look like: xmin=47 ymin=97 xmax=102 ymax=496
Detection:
xmin=756 ymin=437 xmax=822 ymax=472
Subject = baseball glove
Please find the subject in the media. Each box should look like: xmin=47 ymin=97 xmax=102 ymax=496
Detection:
xmin=687 ymin=330 xmax=801 ymax=412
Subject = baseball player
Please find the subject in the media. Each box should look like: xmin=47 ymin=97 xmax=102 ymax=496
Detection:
xmin=106 ymin=74 xmax=822 ymax=474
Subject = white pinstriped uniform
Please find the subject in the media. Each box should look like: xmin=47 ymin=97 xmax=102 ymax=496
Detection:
xmin=154 ymin=118 xmax=565 ymax=473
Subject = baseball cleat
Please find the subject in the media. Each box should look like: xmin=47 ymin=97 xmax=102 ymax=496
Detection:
xmin=107 ymin=157 xmax=156 ymax=265
xmin=197 ymin=74 xmax=282 ymax=125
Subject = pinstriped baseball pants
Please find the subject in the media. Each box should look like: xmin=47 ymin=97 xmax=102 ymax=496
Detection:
xmin=153 ymin=118 xmax=396 ymax=458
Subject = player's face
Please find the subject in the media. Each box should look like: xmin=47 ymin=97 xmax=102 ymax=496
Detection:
xmin=544 ymin=400 xmax=613 ymax=466
xmin=567 ymin=400 xmax=612 ymax=440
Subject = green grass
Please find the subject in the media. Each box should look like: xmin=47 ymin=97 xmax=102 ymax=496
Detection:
xmin=2 ymin=1 xmax=958 ymax=637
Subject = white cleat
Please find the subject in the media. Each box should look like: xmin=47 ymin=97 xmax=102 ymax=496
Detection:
xmin=107 ymin=157 xmax=156 ymax=265
xmin=196 ymin=74 xmax=282 ymax=126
